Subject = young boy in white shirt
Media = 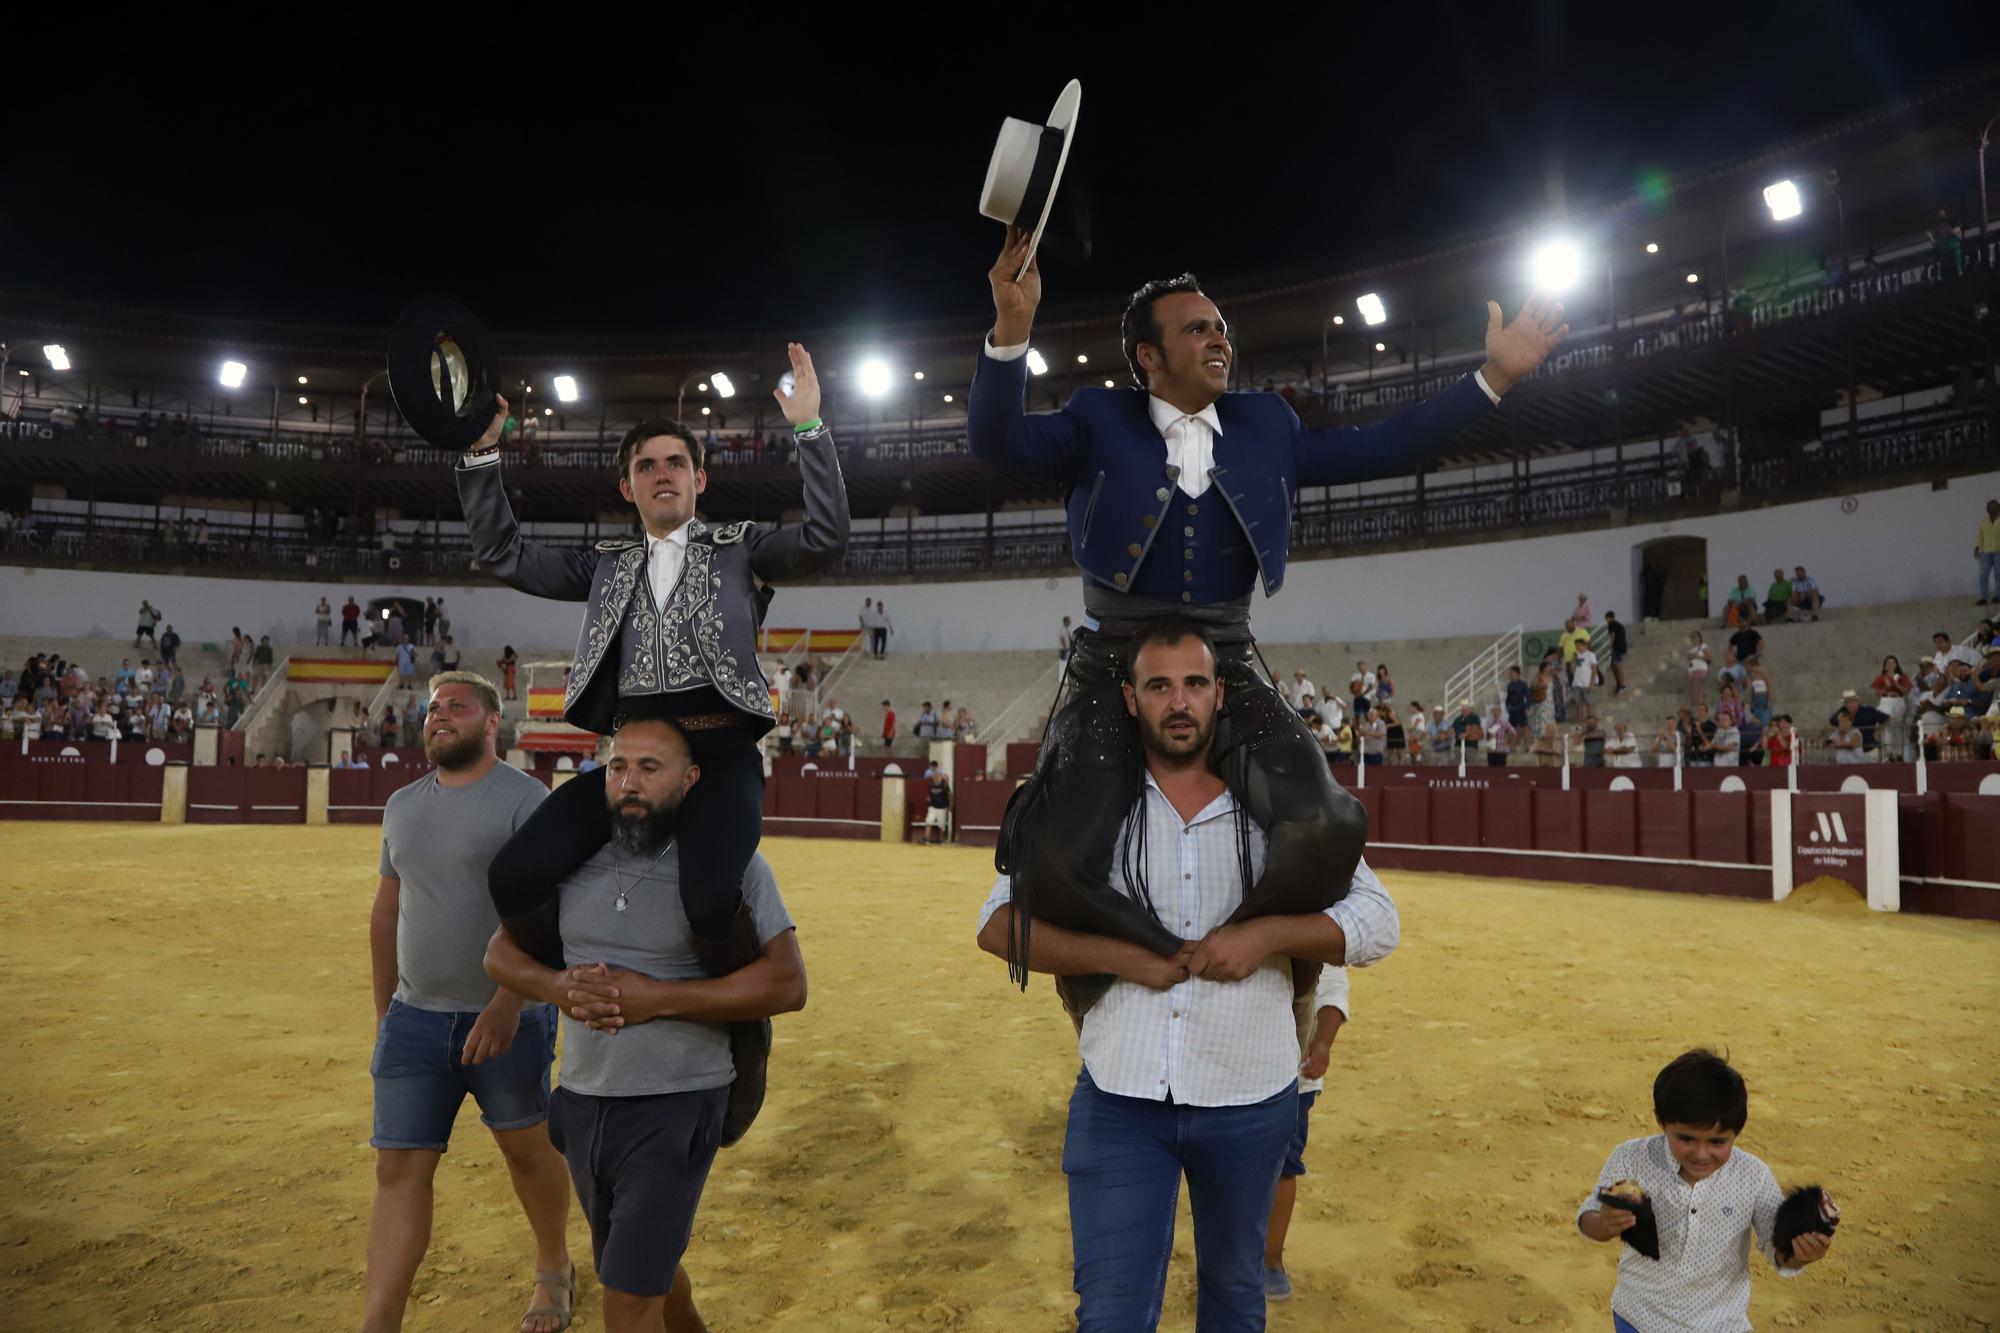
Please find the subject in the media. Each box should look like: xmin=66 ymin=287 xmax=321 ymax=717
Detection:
xmin=1577 ymin=1049 xmax=1833 ymax=1333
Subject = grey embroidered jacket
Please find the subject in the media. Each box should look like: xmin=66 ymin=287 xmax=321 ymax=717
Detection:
xmin=455 ymin=429 xmax=849 ymax=735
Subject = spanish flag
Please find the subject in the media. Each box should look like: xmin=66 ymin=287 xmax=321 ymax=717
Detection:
xmin=288 ymin=658 xmax=397 ymax=685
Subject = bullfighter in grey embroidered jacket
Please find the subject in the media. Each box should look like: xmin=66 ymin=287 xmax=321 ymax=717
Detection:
xmin=455 ymin=342 xmax=846 ymax=1146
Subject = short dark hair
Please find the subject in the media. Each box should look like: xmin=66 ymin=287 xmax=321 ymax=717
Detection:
xmin=1653 ymin=1048 xmax=1748 ymax=1132
xmin=616 ymin=420 xmax=705 ymax=477
xmin=1124 ymin=618 xmax=1219 ymax=682
xmin=1121 ymin=273 xmax=1205 ymax=389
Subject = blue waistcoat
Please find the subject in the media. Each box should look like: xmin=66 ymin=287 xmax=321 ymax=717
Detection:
xmin=1119 ymin=480 xmax=1257 ymax=604
xmin=967 ymin=350 xmax=1495 ymax=599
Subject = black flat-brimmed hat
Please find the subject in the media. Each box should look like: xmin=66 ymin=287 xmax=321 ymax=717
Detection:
xmin=979 ymin=79 xmax=1081 ymax=278
xmin=387 ymin=297 xmax=503 ymax=451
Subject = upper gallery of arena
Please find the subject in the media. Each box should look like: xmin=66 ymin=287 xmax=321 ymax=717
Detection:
xmin=1 ymin=68 xmax=1995 ymax=656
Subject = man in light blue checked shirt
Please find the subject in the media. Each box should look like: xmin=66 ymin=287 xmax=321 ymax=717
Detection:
xmin=976 ymin=620 xmax=1399 ymax=1332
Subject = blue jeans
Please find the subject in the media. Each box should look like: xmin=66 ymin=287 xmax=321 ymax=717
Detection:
xmin=1980 ymin=551 xmax=1999 ymax=602
xmin=1063 ymin=1069 xmax=1298 ymax=1332
xmin=370 ymin=999 xmax=556 ymax=1151
xmin=1613 ymin=1314 xmax=1641 ymax=1333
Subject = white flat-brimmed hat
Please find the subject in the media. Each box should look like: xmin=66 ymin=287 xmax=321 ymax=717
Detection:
xmin=979 ymin=79 xmax=1081 ymax=278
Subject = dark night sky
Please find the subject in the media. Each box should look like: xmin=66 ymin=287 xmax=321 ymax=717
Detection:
xmin=5 ymin=5 xmax=1989 ymax=338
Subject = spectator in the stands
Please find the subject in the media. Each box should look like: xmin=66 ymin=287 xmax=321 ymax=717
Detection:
xmin=1830 ymin=690 xmax=1889 ymax=755
xmin=1426 ymin=705 xmax=1452 ymax=765
xmin=384 ymin=605 xmax=405 ymax=646
xmin=1824 ymin=711 xmax=1865 ymax=763
xmin=1531 ymin=722 xmax=1565 ymax=768
xmin=1978 ymin=498 xmax=2000 ymax=607
xmin=916 ymin=701 xmax=939 ymax=739
xmin=313 ymin=597 xmax=332 ymax=646
xmin=1577 ymin=714 xmax=1605 ymax=767
xmin=1686 ymin=629 xmax=1712 ymax=704
xmin=1558 ymin=618 xmax=1584 ymax=671
xmin=1291 ymin=669 xmax=1318 ymax=710
xmin=1479 ymin=704 xmax=1512 ymax=767
xmin=422 ymin=597 xmax=439 ymax=645
xmin=1709 ymin=711 xmax=1741 ymax=767
xmin=395 ymin=637 xmax=417 ymax=685
xmin=379 ymin=706 xmax=398 ymax=749
xmin=1307 ymin=712 xmax=1335 ymax=759
xmin=1058 ymin=615 xmax=1074 ymax=661
xmin=340 ymin=594 xmax=361 ymax=646
xmin=168 ymin=701 xmax=193 ymax=742
xmin=428 ymin=639 xmax=447 ymax=677
xmin=334 ymin=750 xmax=357 ymax=769
xmin=1359 ymin=705 xmax=1387 ymax=767
xmin=1727 ymin=620 xmax=1763 ymax=674
xmin=1348 ymin=661 xmax=1376 ymax=712
xmin=1688 ymin=702 xmax=1717 ymax=765
xmin=113 ymin=659 xmax=135 ymax=696
xmin=147 ymin=694 xmax=171 ymax=737
xmin=1295 ymin=692 xmax=1319 ymax=726
xmin=1450 ymin=700 xmax=1483 ymax=759
xmin=252 ymin=635 xmax=275 ymax=691
xmin=158 ymin=624 xmax=181 ymax=670
xmin=89 ymin=699 xmax=118 ymax=741
xmin=195 ymin=694 xmax=221 ymax=726
xmin=1788 ymin=565 xmax=1822 ymax=621
xmin=1597 ymin=611 xmax=1627 ymax=695
xmin=1713 ymin=681 xmax=1744 ymax=728
xmin=1935 ymin=707 xmax=1988 ymax=762
xmin=136 ymin=660 xmax=156 ymax=696
xmin=1503 ymin=665 xmax=1529 ymax=730
xmin=1404 ymin=703 xmax=1429 ymax=766
xmin=1762 ymin=568 xmax=1792 ymax=624
xmin=1570 ymin=640 xmax=1599 ymax=719
xmin=135 ymin=599 xmax=162 ymax=648
xmin=1603 ymin=719 xmax=1640 ymax=768
xmin=165 ymin=667 xmax=186 ymax=705
xmin=1724 ymin=574 xmax=1759 ymax=627
xmin=401 ymin=694 xmax=423 ymax=748
xmin=1571 ymin=592 xmax=1593 ymax=626
xmin=1526 ymin=659 xmax=1555 ymax=737
xmin=880 ymin=700 xmax=896 ymax=750
xmin=1750 ymin=656 xmax=1779 ymax=722
xmin=228 ymin=627 xmax=248 ymax=674
xmin=1933 ymin=630 xmax=1980 ymax=673
xmin=819 ymin=714 xmax=841 ymax=757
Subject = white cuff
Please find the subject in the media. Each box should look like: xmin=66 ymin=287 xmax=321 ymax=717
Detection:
xmin=985 ymin=336 xmax=1031 ymax=363
xmin=1473 ymin=368 xmax=1501 ymax=405
xmin=460 ymin=450 xmax=502 ymax=469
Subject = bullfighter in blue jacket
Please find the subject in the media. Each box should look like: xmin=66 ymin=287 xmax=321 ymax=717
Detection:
xmin=969 ymin=227 xmax=1568 ymax=1016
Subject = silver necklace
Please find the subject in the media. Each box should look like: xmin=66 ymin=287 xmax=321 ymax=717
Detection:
xmin=613 ymin=838 xmax=676 ymax=913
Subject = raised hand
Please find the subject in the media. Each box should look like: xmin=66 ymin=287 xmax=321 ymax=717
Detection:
xmin=773 ymin=342 xmax=822 ymax=426
xmin=1480 ymin=296 xmax=1570 ymax=395
xmin=989 ymin=225 xmax=1043 ymax=346
xmin=470 ymin=393 xmax=509 ymax=452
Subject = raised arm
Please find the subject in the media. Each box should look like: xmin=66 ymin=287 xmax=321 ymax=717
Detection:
xmin=965 ymin=226 xmax=1086 ymax=482
xmin=746 ymin=343 xmax=851 ymax=583
xmin=454 ymin=394 xmax=597 ymax=600
xmin=1296 ymin=297 xmax=1569 ymax=487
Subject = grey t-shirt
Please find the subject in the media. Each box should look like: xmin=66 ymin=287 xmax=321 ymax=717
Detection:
xmin=557 ymin=846 xmax=794 ymax=1098
xmin=380 ymin=762 xmax=549 ymax=1013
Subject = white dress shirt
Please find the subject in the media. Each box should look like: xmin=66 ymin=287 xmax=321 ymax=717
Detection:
xmin=978 ymin=773 xmax=1400 ymax=1107
xmin=1577 ymin=1135 xmax=1801 ymax=1333
xmin=645 ymin=523 xmax=691 ymax=615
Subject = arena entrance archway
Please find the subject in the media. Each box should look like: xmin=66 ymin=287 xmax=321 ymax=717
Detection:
xmin=1633 ymin=535 xmax=1707 ymax=621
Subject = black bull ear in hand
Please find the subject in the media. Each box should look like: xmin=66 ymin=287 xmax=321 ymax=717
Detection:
xmin=1597 ymin=1183 xmax=1662 ymax=1261
xmin=1773 ymin=1185 xmax=1840 ymax=1265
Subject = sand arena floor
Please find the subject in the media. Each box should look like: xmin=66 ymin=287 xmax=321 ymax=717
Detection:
xmin=0 ymin=824 xmax=1996 ymax=1332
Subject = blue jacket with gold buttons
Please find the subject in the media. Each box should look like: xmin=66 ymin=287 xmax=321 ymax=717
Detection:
xmin=967 ymin=350 xmax=1494 ymax=598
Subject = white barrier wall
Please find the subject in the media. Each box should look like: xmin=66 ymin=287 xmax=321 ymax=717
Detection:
xmin=3 ymin=471 xmax=1994 ymax=651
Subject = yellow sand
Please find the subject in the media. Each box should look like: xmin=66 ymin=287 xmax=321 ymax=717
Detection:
xmin=1 ymin=824 xmax=1997 ymax=1332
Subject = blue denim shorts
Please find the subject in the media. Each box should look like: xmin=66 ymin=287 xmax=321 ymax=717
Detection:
xmin=1282 ymin=1090 xmax=1320 ymax=1177
xmin=370 ymin=999 xmax=556 ymax=1151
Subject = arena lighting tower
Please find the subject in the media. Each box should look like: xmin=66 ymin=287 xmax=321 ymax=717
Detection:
xmin=216 ymin=357 xmax=284 ymax=443
xmin=1529 ymin=241 xmax=1585 ymax=293
xmin=676 ymin=369 xmax=737 ymax=418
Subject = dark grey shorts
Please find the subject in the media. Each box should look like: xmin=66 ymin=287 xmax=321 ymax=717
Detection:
xmin=548 ymin=1084 xmax=728 ymax=1296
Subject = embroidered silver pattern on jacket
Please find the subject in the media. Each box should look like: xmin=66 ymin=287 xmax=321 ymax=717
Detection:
xmin=569 ymin=545 xmax=644 ymax=712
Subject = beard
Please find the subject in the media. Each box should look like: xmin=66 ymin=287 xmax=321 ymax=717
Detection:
xmin=423 ymin=726 xmax=486 ymax=771
xmin=609 ymin=792 xmax=682 ymax=854
xmin=1138 ymin=706 xmax=1214 ymax=760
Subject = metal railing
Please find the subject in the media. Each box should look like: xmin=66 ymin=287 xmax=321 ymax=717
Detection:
xmin=1442 ymin=626 xmax=1523 ymax=719
xmin=974 ymin=656 xmax=1067 ymax=751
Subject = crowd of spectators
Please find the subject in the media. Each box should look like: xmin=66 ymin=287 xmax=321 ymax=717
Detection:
xmin=4 ymin=648 xmax=231 ymax=745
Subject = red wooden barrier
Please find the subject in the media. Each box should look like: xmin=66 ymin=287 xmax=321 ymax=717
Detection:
xmin=1005 ymin=743 xmax=1041 ymax=780
xmin=954 ymin=778 xmax=1015 ymax=848
xmin=0 ymin=760 xmax=163 ymax=820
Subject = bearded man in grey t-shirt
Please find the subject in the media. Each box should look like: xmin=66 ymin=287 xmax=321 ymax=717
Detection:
xmin=363 ymin=672 xmax=576 ymax=1333
xmin=485 ymin=713 xmax=807 ymax=1333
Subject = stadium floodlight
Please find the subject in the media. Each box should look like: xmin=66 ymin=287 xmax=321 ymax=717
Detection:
xmin=913 ymin=371 xmax=925 ymax=381
xmin=1356 ymin=293 xmax=1387 ymax=326
xmin=1763 ymin=178 xmax=1802 ymax=222
xmin=858 ymin=359 xmax=893 ymax=397
xmin=697 ymin=381 xmax=709 ymax=392
xmin=1025 ymin=348 xmax=1049 ymax=376
xmin=1374 ymin=341 xmax=1387 ymax=353
xmin=297 ymin=395 xmax=308 ymax=405
xmin=1645 ymin=242 xmax=1660 ymax=255
xmin=1330 ymin=314 xmax=1344 ymax=326
xmin=1076 ymin=353 xmax=1088 ymax=364
xmin=942 ymin=393 xmax=954 ymax=403
xmin=553 ymin=375 xmax=579 ymax=403
xmin=1530 ymin=240 xmax=1583 ymax=293
xmin=711 ymin=372 xmax=735 ymax=398
xmin=297 ymin=374 xmax=309 ymax=384
xmin=1103 ymin=379 xmax=1115 ymax=388
xmin=700 ymin=405 xmax=712 ymax=416
xmin=218 ymin=360 xmax=248 ymax=388
xmin=1685 ymin=272 xmax=1700 ymax=284
xmin=544 ymin=407 xmax=554 ymax=416
xmin=42 ymin=344 xmax=70 ymax=371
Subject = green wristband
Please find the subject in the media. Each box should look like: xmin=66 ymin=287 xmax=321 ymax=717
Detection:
xmin=792 ymin=417 xmax=824 ymax=434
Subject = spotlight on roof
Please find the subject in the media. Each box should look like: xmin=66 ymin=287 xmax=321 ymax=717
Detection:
xmin=1025 ymin=348 xmax=1049 ymax=376
xmin=858 ymin=359 xmax=893 ymax=398
xmin=697 ymin=381 xmax=709 ymax=392
xmin=1685 ymin=272 xmax=1700 ymax=284
xmin=1644 ymin=242 xmax=1660 ymax=255
xmin=1763 ymin=178 xmax=1802 ymax=222
xmin=297 ymin=395 xmax=308 ymax=405
xmin=1103 ymin=379 xmax=1115 ymax=388
xmin=219 ymin=360 xmax=248 ymax=388
xmin=1374 ymin=341 xmax=1387 ymax=353
xmin=42 ymin=344 xmax=70 ymax=371
xmin=553 ymin=375 xmax=579 ymax=403
xmin=544 ymin=407 xmax=554 ymax=416
xmin=913 ymin=370 xmax=925 ymax=381
xmin=1076 ymin=353 xmax=1088 ymax=364
xmin=1331 ymin=314 xmax=1345 ymax=326
xmin=1356 ymin=293 xmax=1387 ymax=326
xmin=711 ymin=372 xmax=735 ymax=398
xmin=1530 ymin=240 xmax=1583 ymax=293
xmin=942 ymin=393 xmax=954 ymax=403
xmin=297 ymin=374 xmax=309 ymax=384
xmin=700 ymin=405 xmax=711 ymax=416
